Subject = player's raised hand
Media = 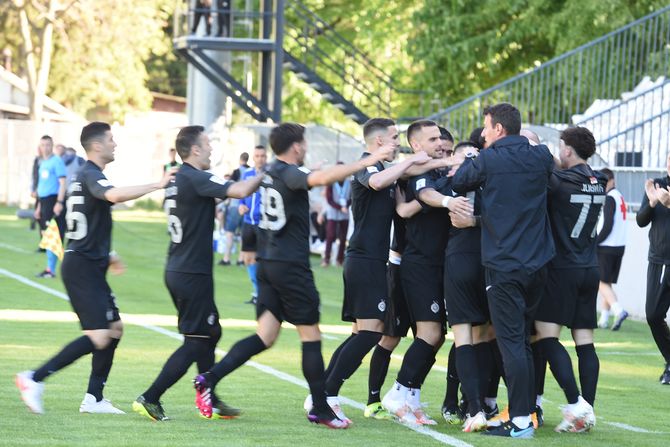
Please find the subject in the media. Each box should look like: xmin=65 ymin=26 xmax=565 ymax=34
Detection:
xmin=446 ymin=196 xmax=473 ymax=215
xmin=645 ymin=178 xmax=659 ymax=207
xmin=160 ymin=167 xmax=179 ymax=188
xmin=409 ymin=151 xmax=431 ymax=165
xmin=109 ymin=252 xmax=126 ymax=276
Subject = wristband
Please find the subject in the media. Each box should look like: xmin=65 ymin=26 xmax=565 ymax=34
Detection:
xmin=441 ymin=196 xmax=452 ymax=208
xmin=57 ymin=200 xmax=64 ymax=205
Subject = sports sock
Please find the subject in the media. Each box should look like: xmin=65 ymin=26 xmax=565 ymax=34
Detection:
xmin=47 ymin=250 xmax=57 ymax=274
xmin=576 ymin=343 xmax=599 ymax=407
xmin=302 ymin=341 xmax=329 ymax=414
xmin=368 ymin=344 xmax=392 ymax=405
xmin=455 ymin=344 xmax=481 ymax=416
xmin=531 ymin=340 xmax=546 ymax=398
xmin=142 ymin=337 xmax=208 ymax=403
xmin=397 ymin=338 xmax=434 ymax=388
xmin=246 ymin=263 xmax=258 ymax=297
xmin=209 ymin=334 xmax=267 ymax=386
xmin=324 ymin=333 xmax=356 ymax=380
xmin=538 ymin=337 xmax=579 ymax=404
xmin=416 ymin=351 xmax=437 ymax=386
xmin=474 ymin=342 xmax=493 ymax=402
xmin=598 ymin=310 xmax=610 ymax=325
xmin=443 ymin=343 xmax=459 ymax=409
xmin=88 ymin=338 xmax=120 ymax=401
xmin=325 ymin=330 xmax=382 ymax=396
xmin=610 ymin=302 xmax=623 ymax=316
xmin=33 ymin=336 xmax=95 ymax=382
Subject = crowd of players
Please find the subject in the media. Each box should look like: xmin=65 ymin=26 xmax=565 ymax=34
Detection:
xmin=14 ymin=103 xmax=670 ymax=439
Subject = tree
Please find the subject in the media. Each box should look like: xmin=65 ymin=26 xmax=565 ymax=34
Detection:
xmin=8 ymin=0 xmax=78 ymax=122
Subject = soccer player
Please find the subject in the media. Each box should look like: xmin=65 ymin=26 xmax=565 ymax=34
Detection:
xmin=16 ymin=122 xmax=175 ymax=414
xmin=534 ymin=127 xmax=605 ymax=432
xmin=596 ymin=168 xmax=629 ymax=330
xmin=238 ymin=145 xmax=268 ymax=304
xmin=133 ymin=126 xmax=263 ymax=421
xmin=319 ymin=118 xmax=433 ymax=422
xmin=452 ymin=103 xmax=555 ymax=438
xmin=636 ymin=154 xmax=670 ymax=385
xmin=191 ymin=123 xmax=394 ymax=428
xmin=381 ymin=120 xmax=471 ymax=425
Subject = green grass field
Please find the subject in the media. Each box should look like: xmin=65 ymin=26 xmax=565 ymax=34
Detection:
xmin=0 ymin=205 xmax=668 ymax=447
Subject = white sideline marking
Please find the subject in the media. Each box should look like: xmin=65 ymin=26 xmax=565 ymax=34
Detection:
xmin=601 ymin=419 xmax=667 ymax=434
xmin=0 ymin=242 xmax=32 ymax=254
xmin=0 ymin=267 xmax=472 ymax=447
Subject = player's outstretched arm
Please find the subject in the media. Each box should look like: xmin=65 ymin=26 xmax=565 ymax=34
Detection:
xmin=307 ymin=146 xmax=395 ymax=187
xmin=368 ymin=151 xmax=431 ymax=190
xmin=418 ymin=188 xmax=473 ymax=215
xmin=226 ymin=174 xmax=264 ymax=199
xmin=104 ymin=167 xmax=177 ymax=203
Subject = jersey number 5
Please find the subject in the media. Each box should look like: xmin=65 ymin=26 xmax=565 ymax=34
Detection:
xmin=570 ymin=194 xmax=606 ymax=238
xmin=164 ymin=199 xmax=183 ymax=243
xmin=65 ymin=195 xmax=87 ymax=240
xmin=259 ymin=186 xmax=286 ymax=231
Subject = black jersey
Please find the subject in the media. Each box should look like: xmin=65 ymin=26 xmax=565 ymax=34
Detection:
xmin=165 ymin=163 xmax=231 ymax=274
xmin=403 ymin=170 xmax=450 ymax=265
xmin=547 ymin=164 xmax=607 ymax=269
xmin=446 ymin=184 xmax=482 ymax=256
xmin=256 ymin=160 xmax=311 ymax=265
xmin=390 ymin=179 xmax=408 ymax=255
xmin=347 ymin=153 xmax=395 ymax=261
xmin=64 ymin=161 xmax=114 ymax=260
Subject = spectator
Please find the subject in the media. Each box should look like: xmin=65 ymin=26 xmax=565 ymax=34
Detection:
xmin=62 ymin=147 xmax=85 ymax=188
xmin=321 ymin=162 xmax=351 ymax=267
xmin=164 ymin=147 xmax=180 ymax=172
xmin=191 ymin=0 xmax=212 ymax=36
xmin=219 ymin=153 xmax=250 ymax=265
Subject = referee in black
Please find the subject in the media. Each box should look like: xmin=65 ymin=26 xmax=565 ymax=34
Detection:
xmin=452 ymin=103 xmax=555 ymax=438
xmin=133 ymin=126 xmax=263 ymax=421
xmin=637 ymin=155 xmax=670 ymax=385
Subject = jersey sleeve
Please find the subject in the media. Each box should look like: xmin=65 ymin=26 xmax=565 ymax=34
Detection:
xmin=284 ymin=165 xmax=310 ymax=191
xmin=193 ymin=173 xmax=232 ymax=199
xmin=54 ymin=157 xmax=67 ymax=178
xmin=597 ymin=196 xmax=616 ymax=243
xmin=84 ymin=170 xmax=115 ymax=201
xmin=452 ymin=156 xmax=486 ymax=194
xmin=354 ymin=163 xmax=380 ymax=190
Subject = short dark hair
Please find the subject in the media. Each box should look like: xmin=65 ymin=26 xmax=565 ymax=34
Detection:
xmin=240 ymin=152 xmax=249 ymax=162
xmin=269 ymin=123 xmax=305 ymax=156
xmin=438 ymin=126 xmax=454 ymax=142
xmin=175 ymin=125 xmax=205 ymax=159
xmin=406 ymin=119 xmax=438 ymax=145
xmin=561 ymin=126 xmax=596 ymax=160
xmin=363 ymin=118 xmax=396 ymax=140
xmin=469 ymin=127 xmax=485 ymax=149
xmin=453 ymin=141 xmax=477 ymax=154
xmin=40 ymin=135 xmax=53 ymax=143
xmin=483 ymin=103 xmax=521 ymax=135
xmin=80 ymin=122 xmax=111 ymax=152
xmin=600 ymin=167 xmax=614 ymax=181
xmin=254 ymin=145 xmax=266 ymax=150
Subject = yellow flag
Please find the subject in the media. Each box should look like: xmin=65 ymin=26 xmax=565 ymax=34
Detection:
xmin=39 ymin=219 xmax=64 ymax=261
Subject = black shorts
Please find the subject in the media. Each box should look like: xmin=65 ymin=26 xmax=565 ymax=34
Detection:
xmin=598 ymin=248 xmax=624 ymax=284
xmin=341 ymin=257 xmax=388 ymax=323
xmin=401 ymin=260 xmax=446 ymax=326
xmin=384 ymin=262 xmax=413 ymax=337
xmin=241 ymin=222 xmax=257 ymax=252
xmin=535 ymin=267 xmax=599 ymax=329
xmin=39 ymin=194 xmax=66 ymax=238
xmin=444 ymin=253 xmax=489 ymax=326
xmin=256 ymin=260 xmax=320 ymax=325
xmin=61 ymin=252 xmax=120 ymax=330
xmin=165 ymin=271 xmax=220 ymax=337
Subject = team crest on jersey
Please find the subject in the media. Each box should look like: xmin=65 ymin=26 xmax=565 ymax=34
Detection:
xmin=416 ymin=178 xmax=427 ymax=190
xmin=589 ymin=176 xmax=598 ymax=184
xmin=207 ymin=313 xmax=216 ymax=325
xmin=367 ymin=166 xmax=379 ymax=174
xmin=378 ymin=299 xmax=386 ymax=312
xmin=430 ymin=300 xmax=439 ymax=314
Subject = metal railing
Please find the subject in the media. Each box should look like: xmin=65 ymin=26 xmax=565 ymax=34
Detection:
xmin=428 ymin=6 xmax=670 ymax=142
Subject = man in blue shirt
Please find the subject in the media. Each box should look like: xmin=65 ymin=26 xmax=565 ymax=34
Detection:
xmin=34 ymin=135 xmax=67 ymax=278
xmin=238 ymin=145 xmax=268 ymax=304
